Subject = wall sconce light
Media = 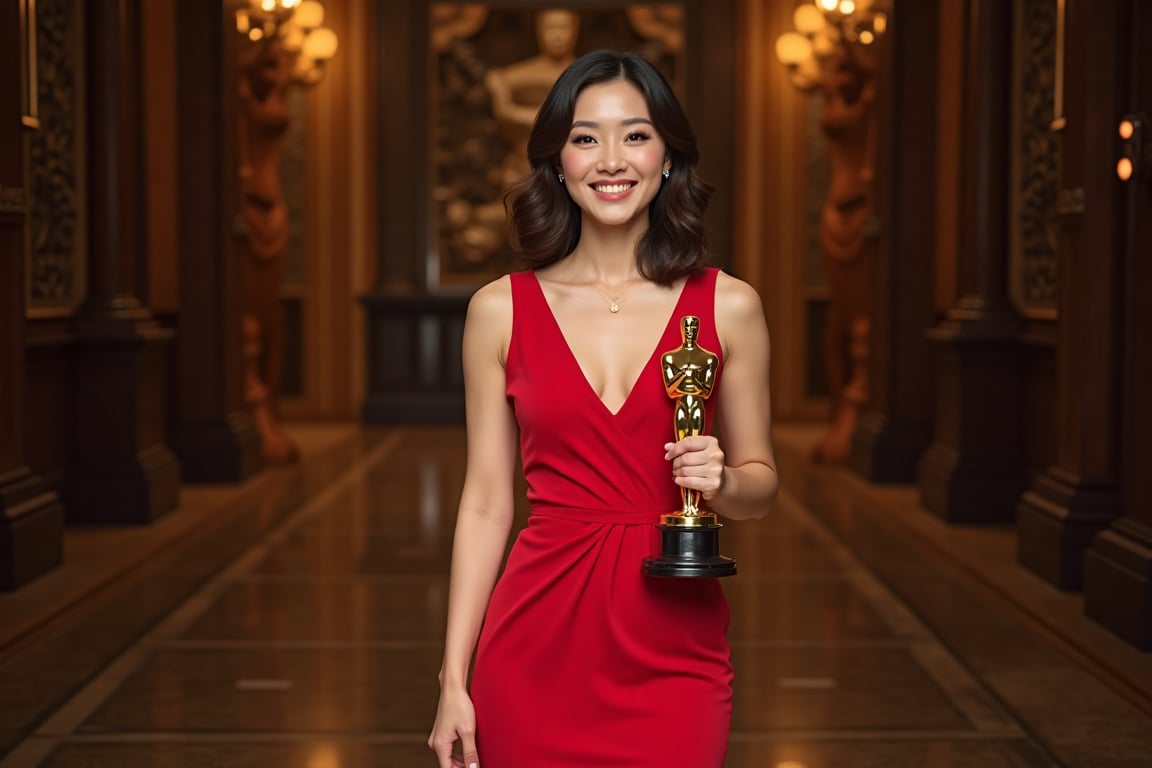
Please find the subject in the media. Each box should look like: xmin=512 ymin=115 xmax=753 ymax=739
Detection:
xmin=235 ymin=0 xmax=339 ymax=85
xmin=776 ymin=0 xmax=887 ymax=90
xmin=1118 ymin=114 xmax=1150 ymax=182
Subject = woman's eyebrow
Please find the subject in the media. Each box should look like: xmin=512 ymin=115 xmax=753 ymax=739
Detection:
xmin=570 ymin=117 xmax=656 ymax=129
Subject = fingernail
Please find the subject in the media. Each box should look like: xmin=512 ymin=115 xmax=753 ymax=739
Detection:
xmin=469 ymin=763 xmax=478 ymax=768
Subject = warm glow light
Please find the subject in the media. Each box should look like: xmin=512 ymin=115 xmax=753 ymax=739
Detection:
xmin=777 ymin=762 xmax=808 ymax=768
xmin=294 ymin=0 xmax=325 ymax=29
xmin=1119 ymin=119 xmax=1135 ymax=140
xmin=873 ymin=12 xmax=887 ymax=34
xmin=816 ymin=0 xmax=838 ymax=11
xmin=307 ymin=744 xmax=341 ymax=768
xmin=794 ymin=5 xmax=825 ymax=34
xmin=775 ymin=32 xmax=813 ymax=66
xmin=859 ymin=30 xmax=875 ymax=44
xmin=303 ymin=26 xmax=338 ymax=61
xmin=1118 ymin=157 xmax=1134 ymax=180
xmin=238 ymin=0 xmax=336 ymax=84
xmin=282 ymin=25 xmax=306 ymax=52
xmin=812 ymin=29 xmax=835 ymax=56
xmin=839 ymin=0 xmax=857 ymax=15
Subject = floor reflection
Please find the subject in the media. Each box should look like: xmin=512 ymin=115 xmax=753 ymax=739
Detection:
xmin=2 ymin=426 xmax=1147 ymax=768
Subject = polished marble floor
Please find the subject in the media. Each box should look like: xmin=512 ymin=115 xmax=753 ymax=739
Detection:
xmin=1 ymin=425 xmax=1149 ymax=767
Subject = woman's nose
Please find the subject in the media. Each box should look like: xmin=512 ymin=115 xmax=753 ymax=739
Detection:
xmin=597 ymin=148 xmax=627 ymax=173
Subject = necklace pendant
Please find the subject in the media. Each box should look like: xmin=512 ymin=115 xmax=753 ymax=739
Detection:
xmin=609 ymin=301 xmax=620 ymax=313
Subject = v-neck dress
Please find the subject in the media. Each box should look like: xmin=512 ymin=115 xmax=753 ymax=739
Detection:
xmin=469 ymin=267 xmax=733 ymax=767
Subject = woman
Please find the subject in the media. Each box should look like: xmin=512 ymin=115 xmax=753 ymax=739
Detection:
xmin=429 ymin=50 xmax=778 ymax=768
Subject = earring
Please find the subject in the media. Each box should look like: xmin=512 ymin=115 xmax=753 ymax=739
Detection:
xmin=663 ymin=169 xmax=670 ymax=179
xmin=558 ymin=173 xmax=565 ymax=183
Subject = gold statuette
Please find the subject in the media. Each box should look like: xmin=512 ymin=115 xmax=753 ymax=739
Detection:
xmin=643 ymin=316 xmax=737 ymax=578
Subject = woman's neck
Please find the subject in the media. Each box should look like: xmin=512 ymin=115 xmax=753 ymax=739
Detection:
xmin=565 ymin=216 xmax=648 ymax=283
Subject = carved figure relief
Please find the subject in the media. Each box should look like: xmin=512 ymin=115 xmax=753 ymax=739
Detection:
xmin=777 ymin=4 xmax=885 ymax=465
xmin=429 ymin=3 xmax=685 ymax=287
xmin=237 ymin=32 xmax=298 ymax=465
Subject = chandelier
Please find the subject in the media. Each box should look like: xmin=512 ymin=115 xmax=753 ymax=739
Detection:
xmin=235 ymin=0 xmax=339 ymax=84
xmin=775 ymin=0 xmax=887 ymax=87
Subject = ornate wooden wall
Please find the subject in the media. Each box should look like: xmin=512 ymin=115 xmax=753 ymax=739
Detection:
xmin=0 ymin=0 xmax=64 ymax=589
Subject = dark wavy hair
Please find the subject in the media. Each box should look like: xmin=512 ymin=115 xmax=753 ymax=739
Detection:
xmin=505 ymin=50 xmax=713 ymax=285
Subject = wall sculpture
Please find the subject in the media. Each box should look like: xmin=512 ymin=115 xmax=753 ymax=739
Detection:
xmin=429 ymin=3 xmax=685 ymax=287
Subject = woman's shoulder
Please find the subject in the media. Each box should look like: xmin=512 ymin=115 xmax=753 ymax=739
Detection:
xmin=467 ymin=273 xmax=520 ymax=331
xmin=465 ymin=275 xmax=516 ymax=358
xmin=468 ymin=273 xmax=515 ymax=314
xmin=712 ymin=271 xmax=769 ymax=362
xmin=714 ymin=269 xmax=765 ymax=320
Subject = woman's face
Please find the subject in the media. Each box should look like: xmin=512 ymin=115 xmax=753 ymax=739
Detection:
xmin=558 ymin=79 xmax=670 ymax=231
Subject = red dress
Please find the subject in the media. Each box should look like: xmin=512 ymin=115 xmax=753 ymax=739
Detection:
xmin=470 ymin=268 xmax=733 ymax=767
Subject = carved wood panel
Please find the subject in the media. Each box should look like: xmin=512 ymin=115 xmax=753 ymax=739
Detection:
xmin=26 ymin=0 xmax=85 ymax=317
xmin=1011 ymin=0 xmax=1060 ymax=318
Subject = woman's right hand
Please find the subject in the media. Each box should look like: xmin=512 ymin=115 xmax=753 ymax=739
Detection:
xmin=428 ymin=685 xmax=479 ymax=768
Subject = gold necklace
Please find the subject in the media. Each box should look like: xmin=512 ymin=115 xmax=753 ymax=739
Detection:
xmin=592 ymin=281 xmax=636 ymax=313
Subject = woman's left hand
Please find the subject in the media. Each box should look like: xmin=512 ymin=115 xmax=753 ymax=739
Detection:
xmin=664 ymin=436 xmax=726 ymax=501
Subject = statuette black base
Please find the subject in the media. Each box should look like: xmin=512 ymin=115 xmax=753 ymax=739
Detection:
xmin=643 ymin=522 xmax=737 ymax=578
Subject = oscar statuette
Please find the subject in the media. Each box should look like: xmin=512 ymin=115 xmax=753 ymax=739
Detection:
xmin=642 ymin=316 xmax=738 ymax=578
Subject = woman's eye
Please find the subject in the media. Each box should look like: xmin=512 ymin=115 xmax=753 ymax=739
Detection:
xmin=570 ymin=134 xmax=596 ymax=145
xmin=626 ymin=132 xmax=652 ymax=142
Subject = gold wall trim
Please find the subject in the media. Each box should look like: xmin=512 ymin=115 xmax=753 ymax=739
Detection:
xmin=20 ymin=0 xmax=41 ymax=129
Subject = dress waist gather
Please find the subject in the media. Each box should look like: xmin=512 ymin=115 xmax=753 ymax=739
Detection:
xmin=529 ymin=504 xmax=670 ymax=525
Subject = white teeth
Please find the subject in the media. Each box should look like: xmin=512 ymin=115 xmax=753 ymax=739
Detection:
xmin=593 ymin=183 xmax=632 ymax=194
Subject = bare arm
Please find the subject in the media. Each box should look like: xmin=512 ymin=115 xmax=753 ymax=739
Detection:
xmin=665 ymin=273 xmax=779 ymax=520
xmin=430 ymin=277 xmax=518 ymax=767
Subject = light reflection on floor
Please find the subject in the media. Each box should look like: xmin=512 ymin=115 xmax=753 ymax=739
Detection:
xmin=0 ymin=425 xmax=1148 ymax=768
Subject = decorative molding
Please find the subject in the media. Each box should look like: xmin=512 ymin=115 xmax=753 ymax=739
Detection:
xmin=20 ymin=0 xmax=41 ymax=129
xmin=26 ymin=0 xmax=85 ymax=316
xmin=1056 ymin=187 xmax=1084 ymax=218
xmin=0 ymin=186 xmax=27 ymax=214
xmin=1011 ymin=0 xmax=1059 ymax=319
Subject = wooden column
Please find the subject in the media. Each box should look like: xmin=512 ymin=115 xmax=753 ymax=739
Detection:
xmin=1017 ymin=0 xmax=1124 ymax=589
xmin=172 ymin=0 xmax=260 ymax=481
xmin=70 ymin=0 xmax=181 ymax=522
xmin=359 ymin=0 xmax=465 ymax=422
xmin=1084 ymin=0 xmax=1152 ymax=650
xmin=851 ymin=0 xmax=937 ymax=482
xmin=918 ymin=0 xmax=1027 ymax=522
xmin=1 ymin=0 xmax=64 ymax=587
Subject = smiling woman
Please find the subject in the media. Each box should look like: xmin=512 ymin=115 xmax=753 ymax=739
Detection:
xmin=428 ymin=50 xmax=779 ymax=768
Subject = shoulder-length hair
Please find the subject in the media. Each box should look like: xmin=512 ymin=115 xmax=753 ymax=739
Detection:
xmin=505 ymin=50 xmax=713 ymax=285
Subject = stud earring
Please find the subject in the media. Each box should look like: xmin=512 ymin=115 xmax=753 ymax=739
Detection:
xmin=662 ymin=169 xmax=670 ymax=179
xmin=558 ymin=173 xmax=565 ymax=183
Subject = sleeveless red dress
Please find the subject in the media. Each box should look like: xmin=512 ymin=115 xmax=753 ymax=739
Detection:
xmin=470 ymin=267 xmax=733 ymax=767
